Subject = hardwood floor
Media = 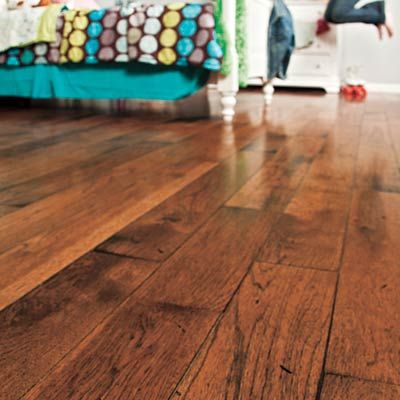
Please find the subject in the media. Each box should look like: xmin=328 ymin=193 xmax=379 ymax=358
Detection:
xmin=0 ymin=91 xmax=400 ymax=399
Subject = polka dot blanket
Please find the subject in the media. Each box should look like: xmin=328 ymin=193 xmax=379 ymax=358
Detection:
xmin=0 ymin=3 xmax=223 ymax=71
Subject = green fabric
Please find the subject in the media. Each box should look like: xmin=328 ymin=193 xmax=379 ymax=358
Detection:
xmin=37 ymin=5 xmax=64 ymax=43
xmin=215 ymin=0 xmax=230 ymax=76
xmin=236 ymin=0 xmax=248 ymax=87
xmin=0 ymin=63 xmax=209 ymax=100
xmin=215 ymin=0 xmax=248 ymax=87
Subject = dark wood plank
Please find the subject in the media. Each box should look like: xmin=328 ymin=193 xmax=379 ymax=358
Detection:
xmin=258 ymin=187 xmax=350 ymax=271
xmin=0 ymin=146 xmax=216 ymax=311
xmin=321 ymin=375 xmax=400 ymax=400
xmin=326 ymin=190 xmax=400 ymax=384
xmin=0 ymin=205 xmax=19 ymax=218
xmin=0 ymin=114 xmax=108 ymax=153
xmin=0 ymin=141 xmax=164 ymax=206
xmin=171 ymin=262 xmax=336 ymax=400
xmin=227 ymin=135 xmax=325 ymax=210
xmin=98 ymin=150 xmax=267 ymax=261
xmin=0 ymin=120 xmax=159 ymax=187
xmin=0 ymin=252 xmax=158 ymax=400
xmin=355 ymin=115 xmax=400 ymax=193
xmin=23 ymin=207 xmax=273 ymax=400
xmin=301 ymin=124 xmax=360 ymax=194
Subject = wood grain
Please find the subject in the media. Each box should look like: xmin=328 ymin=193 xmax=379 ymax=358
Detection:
xmin=301 ymin=124 xmax=360 ymax=194
xmin=321 ymin=375 xmax=400 ymax=399
xmin=171 ymin=262 xmax=336 ymax=400
xmin=1 ymin=92 xmax=399 ymax=399
xmin=23 ymin=207 xmax=273 ymax=400
xmin=0 ymin=145 xmax=215 ymax=310
xmin=98 ymin=150 xmax=266 ymax=261
xmin=0 ymin=252 xmax=157 ymax=400
xmin=0 ymin=120 xmax=158 ymax=187
xmin=0 ymin=205 xmax=18 ymax=217
xmin=258 ymin=187 xmax=350 ymax=271
xmin=326 ymin=190 xmax=400 ymax=384
xmin=355 ymin=115 xmax=400 ymax=192
xmin=227 ymin=135 xmax=325 ymax=210
xmin=0 ymin=141 xmax=164 ymax=206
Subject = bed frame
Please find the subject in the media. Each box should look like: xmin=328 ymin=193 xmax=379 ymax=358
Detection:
xmin=217 ymin=0 xmax=274 ymax=123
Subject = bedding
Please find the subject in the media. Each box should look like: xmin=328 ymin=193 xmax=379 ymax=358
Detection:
xmin=0 ymin=63 xmax=209 ymax=99
xmin=0 ymin=3 xmax=223 ymax=71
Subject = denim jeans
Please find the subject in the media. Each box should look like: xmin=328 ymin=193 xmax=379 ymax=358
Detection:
xmin=268 ymin=0 xmax=295 ymax=80
xmin=325 ymin=0 xmax=386 ymax=25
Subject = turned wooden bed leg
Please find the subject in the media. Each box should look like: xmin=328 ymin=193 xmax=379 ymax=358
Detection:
xmin=218 ymin=0 xmax=238 ymax=124
xmin=263 ymin=80 xmax=274 ymax=107
xmin=220 ymin=91 xmax=237 ymax=123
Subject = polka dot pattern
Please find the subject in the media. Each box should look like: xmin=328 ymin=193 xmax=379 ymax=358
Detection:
xmin=59 ymin=8 xmax=128 ymax=64
xmin=0 ymin=3 xmax=223 ymax=72
xmin=127 ymin=2 xmax=223 ymax=70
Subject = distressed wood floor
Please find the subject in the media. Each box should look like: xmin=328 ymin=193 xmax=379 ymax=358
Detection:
xmin=1 ymin=91 xmax=400 ymax=399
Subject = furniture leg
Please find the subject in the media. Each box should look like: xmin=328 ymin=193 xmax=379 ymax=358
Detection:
xmin=217 ymin=0 xmax=239 ymax=123
xmin=263 ymin=80 xmax=275 ymax=106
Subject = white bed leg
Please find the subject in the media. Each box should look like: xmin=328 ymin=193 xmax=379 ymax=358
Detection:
xmin=221 ymin=91 xmax=237 ymax=123
xmin=263 ymin=81 xmax=274 ymax=107
xmin=217 ymin=0 xmax=239 ymax=124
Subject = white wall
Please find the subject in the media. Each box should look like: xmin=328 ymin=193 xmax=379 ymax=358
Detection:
xmin=340 ymin=0 xmax=400 ymax=90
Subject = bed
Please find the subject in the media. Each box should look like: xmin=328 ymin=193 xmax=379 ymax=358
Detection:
xmin=0 ymin=1 xmax=274 ymax=122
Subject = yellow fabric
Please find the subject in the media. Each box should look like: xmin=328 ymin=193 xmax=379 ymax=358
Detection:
xmin=37 ymin=5 xmax=64 ymax=43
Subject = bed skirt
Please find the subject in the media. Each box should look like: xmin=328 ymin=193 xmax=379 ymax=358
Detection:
xmin=0 ymin=63 xmax=210 ymax=101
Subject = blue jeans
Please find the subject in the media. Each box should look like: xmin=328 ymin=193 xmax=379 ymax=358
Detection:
xmin=325 ymin=0 xmax=386 ymax=24
xmin=268 ymin=0 xmax=295 ymax=80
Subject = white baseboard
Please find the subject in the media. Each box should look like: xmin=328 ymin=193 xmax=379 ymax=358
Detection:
xmin=366 ymin=83 xmax=400 ymax=94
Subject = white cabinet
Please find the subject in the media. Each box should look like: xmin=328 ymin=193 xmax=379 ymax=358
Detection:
xmin=247 ymin=0 xmax=342 ymax=93
xmin=246 ymin=0 xmax=273 ymax=82
xmin=275 ymin=1 xmax=342 ymax=93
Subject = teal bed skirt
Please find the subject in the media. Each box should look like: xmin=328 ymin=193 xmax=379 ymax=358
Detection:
xmin=0 ymin=63 xmax=210 ymax=101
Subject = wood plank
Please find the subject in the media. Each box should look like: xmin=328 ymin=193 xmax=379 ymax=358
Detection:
xmin=0 ymin=120 xmax=158 ymax=187
xmin=0 ymin=141 xmax=164 ymax=206
xmin=148 ymin=119 xmax=221 ymax=143
xmin=257 ymin=187 xmax=350 ymax=271
xmin=326 ymin=190 xmax=400 ymax=384
xmin=0 ymin=112 xmax=103 ymax=150
xmin=23 ymin=207 xmax=274 ymax=400
xmin=321 ymin=375 xmax=400 ymax=400
xmin=0 ymin=114 xmax=108 ymax=152
xmin=301 ymin=124 xmax=360 ymax=194
xmin=227 ymin=135 xmax=325 ymax=210
xmin=172 ymin=263 xmax=336 ymax=400
xmin=388 ymin=122 xmax=400 ymax=168
xmin=355 ymin=115 xmax=400 ymax=192
xmin=98 ymin=150 xmax=267 ymax=261
xmin=0 ymin=252 xmax=158 ymax=400
xmin=0 ymin=205 xmax=19 ymax=218
xmin=0 ymin=146 xmax=216 ymax=311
